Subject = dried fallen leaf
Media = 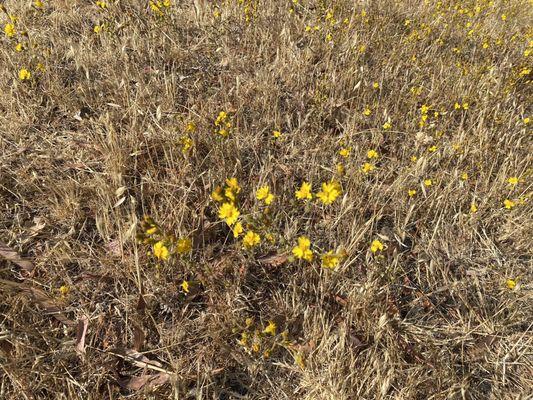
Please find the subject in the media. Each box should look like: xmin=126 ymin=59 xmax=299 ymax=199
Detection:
xmin=0 ymin=241 xmax=35 ymax=273
xmin=75 ymin=316 xmax=89 ymax=355
xmin=132 ymin=322 xmax=145 ymax=352
xmin=118 ymin=372 xmax=169 ymax=391
xmin=256 ymin=252 xmax=288 ymax=268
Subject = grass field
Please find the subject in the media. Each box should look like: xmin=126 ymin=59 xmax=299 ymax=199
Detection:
xmin=1 ymin=0 xmax=532 ymax=399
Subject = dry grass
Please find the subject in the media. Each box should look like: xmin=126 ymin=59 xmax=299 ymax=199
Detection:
xmin=1 ymin=0 xmax=532 ymax=399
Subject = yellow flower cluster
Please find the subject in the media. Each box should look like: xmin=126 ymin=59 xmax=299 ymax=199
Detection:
xmin=214 ymin=111 xmax=232 ymax=137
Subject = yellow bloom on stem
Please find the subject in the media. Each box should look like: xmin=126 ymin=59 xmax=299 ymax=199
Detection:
xmin=424 ymin=179 xmax=433 ymax=187
xmin=408 ymin=189 xmax=416 ymax=197
xmin=219 ymin=202 xmax=240 ymax=225
xmin=225 ymin=187 xmax=236 ymax=202
xmin=176 ymin=238 xmax=192 ymax=254
xmin=382 ymin=121 xmax=392 ymax=130
xmin=321 ymin=251 xmax=340 ymax=269
xmin=153 ymin=241 xmax=170 ymax=261
xmin=503 ymin=199 xmax=515 ymax=209
xmin=263 ymin=320 xmax=277 ymax=335
xmin=507 ymin=177 xmax=519 ymax=186
xmin=225 ymin=177 xmax=240 ymax=193
xmin=59 ymin=285 xmax=70 ymax=296
xmin=339 ymin=147 xmax=351 ymax=158
xmin=470 ymin=203 xmax=478 ymax=213
xmin=215 ymin=111 xmax=227 ymax=126
xmin=232 ymin=222 xmax=243 ymax=238
xmin=181 ymin=280 xmax=190 ymax=293
xmin=367 ymin=149 xmax=378 ymax=159
xmin=272 ymin=130 xmax=282 ymax=138
xmin=506 ymin=279 xmax=516 ymax=290
xmin=211 ymin=186 xmax=224 ymax=202
xmin=18 ymin=68 xmax=31 ymax=81
xmin=4 ymin=23 xmax=15 ymax=38
xmin=34 ymin=0 xmax=43 ymax=7
xmin=256 ymin=186 xmax=274 ymax=205
xmin=461 ymin=172 xmax=469 ymax=181
xmin=370 ymin=239 xmax=384 ymax=253
xmin=243 ymin=230 xmax=261 ymax=248
xmin=361 ymin=163 xmax=374 ymax=173
xmin=295 ymin=182 xmax=313 ymax=200
xmin=292 ymin=236 xmax=313 ymax=261
xmin=316 ymin=181 xmax=341 ymax=205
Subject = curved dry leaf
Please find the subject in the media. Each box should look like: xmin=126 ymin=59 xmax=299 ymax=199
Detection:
xmin=75 ymin=316 xmax=89 ymax=355
xmin=118 ymin=372 xmax=169 ymax=391
xmin=256 ymin=252 xmax=288 ymax=268
xmin=0 ymin=241 xmax=35 ymax=273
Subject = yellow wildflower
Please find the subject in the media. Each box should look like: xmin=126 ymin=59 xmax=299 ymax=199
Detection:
xmin=408 ymin=189 xmax=416 ymax=197
xmin=507 ymin=177 xmax=519 ymax=186
xmin=18 ymin=68 xmax=31 ymax=81
xmin=295 ymin=182 xmax=313 ymax=200
xmin=361 ymin=162 xmax=375 ymax=173
xmin=424 ymin=179 xmax=433 ymax=187
xmin=372 ymin=82 xmax=379 ymax=89
xmin=339 ymin=147 xmax=351 ymax=158
xmin=4 ymin=23 xmax=15 ymax=38
xmin=225 ymin=187 xmax=237 ymax=202
xmin=219 ymin=202 xmax=240 ymax=225
xmin=232 ymin=222 xmax=244 ymax=238
xmin=34 ymin=0 xmax=43 ymax=7
xmin=428 ymin=145 xmax=438 ymax=152
xmin=59 ymin=285 xmax=70 ymax=296
xmin=470 ymin=203 xmax=478 ymax=213
xmin=411 ymin=155 xmax=418 ymax=162
xmin=370 ymin=239 xmax=384 ymax=253
xmin=243 ymin=231 xmax=260 ymax=248
xmin=272 ymin=130 xmax=282 ymax=138
xmin=367 ymin=149 xmax=378 ymax=159
xmin=176 ymin=238 xmax=192 ymax=254
xmin=503 ymin=199 xmax=515 ymax=209
xmin=461 ymin=172 xmax=469 ymax=181
xmin=153 ymin=241 xmax=170 ymax=261
xmin=15 ymin=42 xmax=24 ymax=52
xmin=263 ymin=321 xmax=277 ymax=336
xmin=181 ymin=280 xmax=190 ymax=293
xmin=316 ymin=181 xmax=341 ymax=205
xmin=506 ymin=279 xmax=516 ymax=290
xmin=321 ymin=251 xmax=340 ymax=269
xmin=363 ymin=108 xmax=372 ymax=116
xmin=256 ymin=186 xmax=274 ymax=205
xmin=292 ymin=236 xmax=313 ymax=261
xmin=211 ymin=186 xmax=224 ymax=202
xmin=225 ymin=177 xmax=241 ymax=193
xmin=382 ymin=121 xmax=392 ymax=130
xmin=179 ymin=135 xmax=193 ymax=153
